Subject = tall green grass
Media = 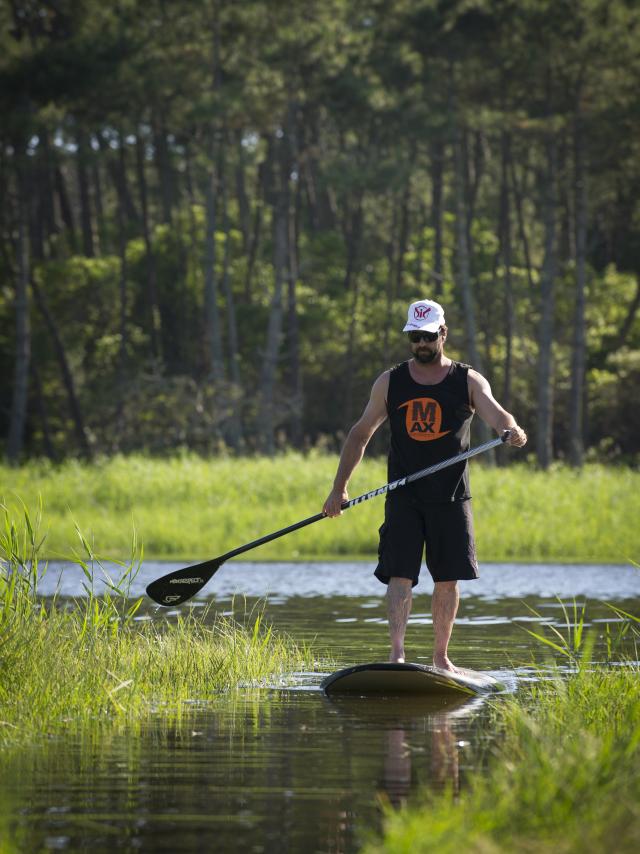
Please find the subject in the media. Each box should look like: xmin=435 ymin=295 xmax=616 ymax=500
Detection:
xmin=1 ymin=455 xmax=639 ymax=561
xmin=0 ymin=502 xmax=314 ymax=748
xmin=366 ymin=610 xmax=640 ymax=854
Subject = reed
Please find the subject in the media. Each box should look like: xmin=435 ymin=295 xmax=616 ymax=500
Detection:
xmin=1 ymin=455 xmax=638 ymax=562
xmin=0 ymin=502 xmax=314 ymax=748
xmin=366 ymin=610 xmax=640 ymax=853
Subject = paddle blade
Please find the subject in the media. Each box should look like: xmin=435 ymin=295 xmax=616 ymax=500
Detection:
xmin=145 ymin=559 xmax=223 ymax=606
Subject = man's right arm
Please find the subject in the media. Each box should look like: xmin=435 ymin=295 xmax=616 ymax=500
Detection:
xmin=323 ymin=371 xmax=390 ymax=517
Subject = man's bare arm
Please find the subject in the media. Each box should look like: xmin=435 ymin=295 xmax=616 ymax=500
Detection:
xmin=323 ymin=372 xmax=390 ymax=516
xmin=468 ymin=370 xmax=527 ymax=447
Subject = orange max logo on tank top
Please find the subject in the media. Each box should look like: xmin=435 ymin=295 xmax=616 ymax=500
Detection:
xmin=398 ymin=398 xmax=451 ymax=441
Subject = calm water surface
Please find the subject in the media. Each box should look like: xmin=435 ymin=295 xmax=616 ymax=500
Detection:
xmin=3 ymin=562 xmax=639 ymax=853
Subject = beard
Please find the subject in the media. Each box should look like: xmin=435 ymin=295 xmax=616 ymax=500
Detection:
xmin=414 ymin=347 xmax=439 ymax=364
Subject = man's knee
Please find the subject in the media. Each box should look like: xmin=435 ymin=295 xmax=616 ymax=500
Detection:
xmin=388 ymin=577 xmax=413 ymax=592
xmin=434 ymin=580 xmax=458 ymax=592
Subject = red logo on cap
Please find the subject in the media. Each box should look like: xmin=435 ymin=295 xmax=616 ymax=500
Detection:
xmin=414 ymin=305 xmax=431 ymax=319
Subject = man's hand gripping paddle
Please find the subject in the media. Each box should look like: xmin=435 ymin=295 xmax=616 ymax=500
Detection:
xmin=146 ymin=431 xmax=512 ymax=606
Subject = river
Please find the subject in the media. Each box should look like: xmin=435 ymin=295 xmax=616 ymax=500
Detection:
xmin=2 ymin=561 xmax=638 ymax=852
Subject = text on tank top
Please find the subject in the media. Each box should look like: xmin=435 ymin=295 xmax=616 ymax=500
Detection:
xmin=386 ymin=360 xmax=475 ymax=502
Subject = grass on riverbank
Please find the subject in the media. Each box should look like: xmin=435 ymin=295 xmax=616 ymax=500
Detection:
xmin=367 ymin=618 xmax=640 ymax=854
xmin=0 ymin=503 xmax=314 ymax=748
xmin=2 ymin=454 xmax=639 ymax=562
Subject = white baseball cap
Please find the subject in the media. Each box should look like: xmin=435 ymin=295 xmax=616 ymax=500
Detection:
xmin=402 ymin=299 xmax=445 ymax=332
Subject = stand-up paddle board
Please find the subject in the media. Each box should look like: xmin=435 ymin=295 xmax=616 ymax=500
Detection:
xmin=321 ymin=662 xmax=502 ymax=697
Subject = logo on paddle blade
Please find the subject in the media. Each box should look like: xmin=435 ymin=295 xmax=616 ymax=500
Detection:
xmin=170 ymin=577 xmax=204 ymax=584
xmin=163 ymin=595 xmax=182 ymax=604
xmin=399 ymin=398 xmax=450 ymax=442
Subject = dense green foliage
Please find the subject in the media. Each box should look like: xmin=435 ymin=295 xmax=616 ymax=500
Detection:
xmin=2 ymin=455 xmax=639 ymax=561
xmin=2 ymin=1 xmax=640 ymax=464
xmin=0 ymin=502 xmax=314 ymax=747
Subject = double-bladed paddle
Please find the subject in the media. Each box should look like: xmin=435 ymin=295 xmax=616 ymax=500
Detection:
xmin=146 ymin=430 xmax=511 ymax=606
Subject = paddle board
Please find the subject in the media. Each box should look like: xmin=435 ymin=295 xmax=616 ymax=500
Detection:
xmin=320 ymin=662 xmax=502 ymax=697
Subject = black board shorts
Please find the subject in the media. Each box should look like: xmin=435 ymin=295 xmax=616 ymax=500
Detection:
xmin=374 ymin=492 xmax=479 ymax=587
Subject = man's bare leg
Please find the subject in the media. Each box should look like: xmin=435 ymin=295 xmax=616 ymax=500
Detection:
xmin=432 ymin=581 xmax=459 ymax=672
xmin=386 ymin=578 xmax=413 ymax=663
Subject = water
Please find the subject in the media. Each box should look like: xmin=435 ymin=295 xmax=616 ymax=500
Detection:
xmin=3 ymin=562 xmax=639 ymax=852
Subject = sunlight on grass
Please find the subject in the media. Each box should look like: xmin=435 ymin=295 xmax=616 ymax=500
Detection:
xmin=1 ymin=455 xmax=639 ymax=562
xmin=0 ymin=502 xmax=315 ymax=748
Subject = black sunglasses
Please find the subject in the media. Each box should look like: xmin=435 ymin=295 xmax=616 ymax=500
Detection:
xmin=408 ymin=329 xmax=441 ymax=343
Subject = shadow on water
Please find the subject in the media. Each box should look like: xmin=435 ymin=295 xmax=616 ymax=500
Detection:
xmin=3 ymin=561 xmax=639 ymax=852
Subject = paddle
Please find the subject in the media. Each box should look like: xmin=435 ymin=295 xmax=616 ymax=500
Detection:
xmin=146 ymin=430 xmax=511 ymax=606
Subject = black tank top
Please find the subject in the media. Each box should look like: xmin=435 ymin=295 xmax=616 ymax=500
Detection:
xmin=386 ymin=360 xmax=475 ymax=502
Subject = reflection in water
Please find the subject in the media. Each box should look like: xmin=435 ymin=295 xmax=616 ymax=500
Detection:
xmin=3 ymin=689 xmax=493 ymax=853
xmin=325 ymin=694 xmax=485 ymax=813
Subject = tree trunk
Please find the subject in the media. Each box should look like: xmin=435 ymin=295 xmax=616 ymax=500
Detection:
xmin=30 ymin=275 xmax=92 ymax=459
xmin=449 ymin=69 xmax=490 ymax=448
xmin=395 ymin=170 xmax=412 ymax=298
xmin=451 ymin=108 xmax=483 ymax=372
xmin=414 ymin=200 xmax=427 ymax=287
xmin=342 ymin=193 xmax=364 ymax=425
xmin=39 ymin=127 xmax=58 ymax=242
xmin=152 ymin=112 xmax=173 ymax=224
xmin=259 ymin=131 xmax=290 ymax=454
xmin=343 ymin=192 xmax=363 ymax=293
xmin=76 ymin=127 xmax=95 ymax=257
xmin=235 ymin=130 xmax=251 ymax=253
xmin=54 ymin=164 xmax=77 ymax=252
xmin=244 ymin=156 xmax=265 ymax=303
xmin=383 ymin=194 xmax=399 ymax=362
xmin=91 ymin=149 xmax=107 ymax=253
xmin=430 ymin=137 xmax=445 ymax=295
xmin=286 ymin=173 xmax=303 ymax=449
xmin=220 ymin=146 xmax=244 ymax=448
xmin=30 ymin=361 xmax=56 ymax=461
xmin=116 ymin=180 xmax=129 ymax=442
xmin=509 ymin=156 xmax=535 ymax=292
xmin=6 ymin=163 xmax=30 ymax=464
xmin=569 ymin=100 xmax=587 ymax=467
xmin=465 ymin=129 xmax=485 ymax=240
xmin=135 ymin=131 xmax=162 ymax=361
xmin=203 ymin=132 xmax=225 ymax=383
xmin=536 ymin=132 xmax=558 ymax=470
xmin=98 ymin=131 xmax=139 ymax=226
xmin=499 ymin=131 xmax=514 ymax=413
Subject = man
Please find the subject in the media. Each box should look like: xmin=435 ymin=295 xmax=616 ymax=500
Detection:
xmin=323 ymin=299 xmax=527 ymax=673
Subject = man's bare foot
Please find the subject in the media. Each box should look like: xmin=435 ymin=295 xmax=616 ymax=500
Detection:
xmin=432 ymin=656 xmax=460 ymax=674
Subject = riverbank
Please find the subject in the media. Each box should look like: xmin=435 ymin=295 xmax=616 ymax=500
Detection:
xmin=0 ymin=505 xmax=314 ymax=748
xmin=367 ymin=660 xmax=640 ymax=853
xmin=1 ymin=454 xmax=638 ymax=562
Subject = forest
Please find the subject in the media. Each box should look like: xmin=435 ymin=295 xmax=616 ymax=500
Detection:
xmin=2 ymin=0 xmax=639 ymax=466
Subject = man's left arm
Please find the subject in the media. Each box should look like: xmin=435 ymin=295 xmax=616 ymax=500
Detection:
xmin=468 ymin=369 xmax=527 ymax=447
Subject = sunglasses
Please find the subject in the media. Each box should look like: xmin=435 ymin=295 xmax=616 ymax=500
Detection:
xmin=408 ymin=329 xmax=441 ymax=343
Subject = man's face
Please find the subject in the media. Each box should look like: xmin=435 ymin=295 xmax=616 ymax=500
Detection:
xmin=408 ymin=328 xmax=445 ymax=364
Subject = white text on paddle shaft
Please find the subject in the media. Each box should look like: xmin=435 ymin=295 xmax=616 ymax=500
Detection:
xmin=348 ymin=478 xmax=407 ymax=506
xmin=169 ymin=577 xmax=204 ymax=584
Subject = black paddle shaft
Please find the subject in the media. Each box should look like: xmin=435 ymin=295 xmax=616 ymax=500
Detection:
xmin=146 ymin=430 xmax=511 ymax=606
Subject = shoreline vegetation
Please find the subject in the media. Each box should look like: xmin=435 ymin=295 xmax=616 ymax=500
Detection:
xmin=0 ymin=504 xmax=315 ymax=749
xmin=366 ymin=616 xmax=640 ymax=854
xmin=1 ymin=455 xmax=639 ymax=563
xmin=367 ymin=665 xmax=640 ymax=853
